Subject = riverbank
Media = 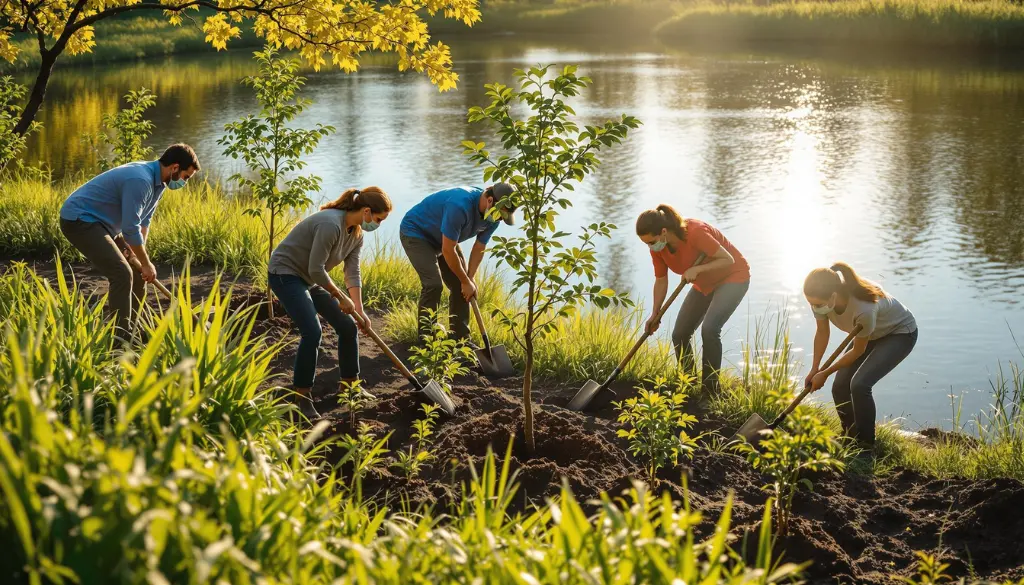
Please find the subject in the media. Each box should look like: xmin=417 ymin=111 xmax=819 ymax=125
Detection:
xmin=5 ymin=258 xmax=1024 ymax=583
xmin=5 ymin=0 xmax=1024 ymax=76
xmin=657 ymin=0 xmax=1024 ymax=51
xmin=3 ymin=175 xmax=1024 ymax=484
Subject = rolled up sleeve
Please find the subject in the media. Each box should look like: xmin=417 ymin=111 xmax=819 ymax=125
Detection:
xmin=120 ymin=179 xmax=152 ymax=246
xmin=308 ymin=224 xmax=343 ymax=289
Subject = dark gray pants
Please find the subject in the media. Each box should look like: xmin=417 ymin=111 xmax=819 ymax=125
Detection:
xmin=400 ymin=234 xmax=470 ymax=341
xmin=832 ymin=328 xmax=918 ymax=447
xmin=672 ymin=281 xmax=749 ymax=394
xmin=60 ymin=218 xmax=145 ymax=339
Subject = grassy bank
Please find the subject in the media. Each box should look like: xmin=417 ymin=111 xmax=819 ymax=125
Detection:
xmin=430 ymin=1 xmax=677 ymax=37
xmin=1 ymin=13 xmax=263 ymax=73
xmin=3 ymin=176 xmax=1024 ymax=481
xmin=657 ymin=0 xmax=1024 ymax=50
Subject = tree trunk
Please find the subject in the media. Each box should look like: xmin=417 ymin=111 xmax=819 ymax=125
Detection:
xmin=14 ymin=50 xmax=59 ymax=137
xmin=523 ymin=347 xmax=535 ymax=452
xmin=267 ymin=208 xmax=275 ymax=319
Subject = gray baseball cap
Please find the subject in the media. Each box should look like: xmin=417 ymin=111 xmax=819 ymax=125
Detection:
xmin=489 ymin=182 xmax=516 ymax=225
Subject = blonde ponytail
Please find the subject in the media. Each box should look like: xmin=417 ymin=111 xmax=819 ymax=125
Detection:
xmin=804 ymin=262 xmax=884 ymax=303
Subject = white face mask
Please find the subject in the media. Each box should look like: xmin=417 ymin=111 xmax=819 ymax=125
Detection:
xmin=648 ymin=234 xmax=667 ymax=252
xmin=812 ymin=294 xmax=837 ymax=316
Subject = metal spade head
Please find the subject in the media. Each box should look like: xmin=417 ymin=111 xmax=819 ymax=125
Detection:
xmin=475 ymin=344 xmax=515 ymax=378
xmin=732 ymin=413 xmax=771 ymax=444
xmin=419 ymin=378 xmax=456 ymax=416
xmin=567 ymin=379 xmax=617 ymax=412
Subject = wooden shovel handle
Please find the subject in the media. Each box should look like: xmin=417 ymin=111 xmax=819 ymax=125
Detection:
xmin=351 ymin=312 xmax=423 ymax=390
xmin=771 ymin=324 xmax=863 ymax=427
xmin=123 ymin=252 xmax=173 ymax=301
xmin=610 ymin=253 xmax=708 ymax=375
xmin=454 ymin=247 xmax=493 ymax=351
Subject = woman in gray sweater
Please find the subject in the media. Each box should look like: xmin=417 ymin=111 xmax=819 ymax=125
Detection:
xmin=268 ymin=187 xmax=392 ymax=417
xmin=804 ymin=262 xmax=918 ymax=456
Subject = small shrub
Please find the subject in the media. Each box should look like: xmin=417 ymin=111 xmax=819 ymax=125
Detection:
xmin=409 ymin=309 xmax=474 ymax=395
xmin=739 ymin=411 xmax=845 ymax=536
xmin=337 ymin=378 xmax=376 ymax=429
xmin=82 ymin=87 xmax=157 ymax=171
xmin=339 ymin=422 xmax=391 ymax=501
xmin=615 ymin=375 xmax=700 ymax=484
xmin=393 ymin=404 xmax=441 ymax=479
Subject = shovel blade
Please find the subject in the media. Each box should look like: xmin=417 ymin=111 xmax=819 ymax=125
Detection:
xmin=732 ymin=413 xmax=770 ymax=444
xmin=476 ymin=344 xmax=516 ymax=378
xmin=568 ymin=379 xmax=612 ymax=412
xmin=420 ymin=379 xmax=456 ymax=416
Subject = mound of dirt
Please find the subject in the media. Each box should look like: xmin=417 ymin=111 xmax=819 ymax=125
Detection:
xmin=13 ymin=260 xmax=1024 ymax=584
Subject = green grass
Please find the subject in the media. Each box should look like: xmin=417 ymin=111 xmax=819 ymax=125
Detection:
xmin=0 ymin=258 xmax=810 ymax=584
xmin=1 ymin=13 xmax=263 ymax=73
xmin=657 ymin=0 xmax=1024 ymax=50
xmin=4 ymin=175 xmax=1024 ymax=482
xmin=430 ymin=1 xmax=678 ymax=37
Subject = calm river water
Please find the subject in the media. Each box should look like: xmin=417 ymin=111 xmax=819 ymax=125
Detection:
xmin=22 ymin=37 xmax=1024 ymax=429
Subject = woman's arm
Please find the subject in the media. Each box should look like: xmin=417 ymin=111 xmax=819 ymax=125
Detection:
xmin=683 ymin=244 xmax=734 ymax=282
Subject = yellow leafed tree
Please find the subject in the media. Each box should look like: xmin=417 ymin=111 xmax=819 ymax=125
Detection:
xmin=0 ymin=0 xmax=481 ymax=136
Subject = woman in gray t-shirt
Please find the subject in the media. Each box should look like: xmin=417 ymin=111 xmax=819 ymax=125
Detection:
xmin=268 ymin=186 xmax=392 ymax=419
xmin=803 ymin=262 xmax=918 ymax=455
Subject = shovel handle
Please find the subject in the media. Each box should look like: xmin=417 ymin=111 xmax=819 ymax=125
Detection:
xmin=601 ymin=253 xmax=708 ymax=385
xmin=351 ymin=312 xmax=424 ymax=391
xmin=123 ymin=253 xmax=173 ymax=300
xmin=770 ymin=324 xmax=863 ymax=428
xmin=455 ymin=247 xmax=493 ymax=351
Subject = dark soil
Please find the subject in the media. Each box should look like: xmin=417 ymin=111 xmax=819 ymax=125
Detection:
xmin=8 ymin=258 xmax=1024 ymax=585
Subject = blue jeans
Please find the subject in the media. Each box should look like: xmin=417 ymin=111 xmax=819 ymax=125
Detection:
xmin=269 ymin=273 xmax=359 ymax=388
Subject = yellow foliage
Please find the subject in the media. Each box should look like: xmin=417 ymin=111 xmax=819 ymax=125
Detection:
xmin=2 ymin=0 xmax=481 ymax=90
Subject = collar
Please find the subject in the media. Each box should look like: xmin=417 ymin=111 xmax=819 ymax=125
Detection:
xmin=149 ymin=161 xmax=164 ymax=188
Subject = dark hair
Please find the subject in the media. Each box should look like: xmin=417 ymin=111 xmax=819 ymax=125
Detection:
xmin=804 ymin=262 xmax=885 ymax=303
xmin=636 ymin=204 xmax=688 ymax=241
xmin=321 ymin=186 xmax=392 ymax=214
xmin=159 ymin=143 xmax=200 ymax=171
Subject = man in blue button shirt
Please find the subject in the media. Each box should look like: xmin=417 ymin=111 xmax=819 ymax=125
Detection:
xmin=59 ymin=144 xmax=200 ymax=339
xmin=400 ymin=183 xmax=515 ymax=342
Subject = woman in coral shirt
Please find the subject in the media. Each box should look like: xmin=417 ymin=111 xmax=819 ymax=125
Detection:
xmin=636 ymin=204 xmax=751 ymax=393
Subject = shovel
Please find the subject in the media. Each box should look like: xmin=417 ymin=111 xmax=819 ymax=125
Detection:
xmin=119 ymin=244 xmax=213 ymax=330
xmin=455 ymin=248 xmax=516 ymax=378
xmin=731 ymin=324 xmax=863 ymax=444
xmin=352 ymin=313 xmax=456 ymax=416
xmin=567 ymin=253 xmax=707 ymax=412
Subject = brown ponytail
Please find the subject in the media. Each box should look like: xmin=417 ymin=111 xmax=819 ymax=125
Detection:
xmin=321 ymin=186 xmax=392 ymax=214
xmin=636 ymin=204 xmax=688 ymax=241
xmin=804 ymin=262 xmax=884 ymax=303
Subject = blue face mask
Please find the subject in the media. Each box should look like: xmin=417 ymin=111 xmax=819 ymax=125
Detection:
xmin=649 ymin=239 xmax=667 ymax=252
xmin=167 ymin=173 xmax=188 ymax=190
xmin=361 ymin=219 xmax=380 ymax=232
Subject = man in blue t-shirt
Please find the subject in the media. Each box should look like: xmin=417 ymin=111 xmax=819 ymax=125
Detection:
xmin=400 ymin=183 xmax=515 ymax=342
xmin=59 ymin=144 xmax=200 ymax=340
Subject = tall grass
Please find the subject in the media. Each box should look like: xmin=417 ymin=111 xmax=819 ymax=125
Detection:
xmin=0 ymin=176 xmax=270 ymax=277
xmin=657 ymin=0 xmax=1024 ymax=50
xmin=0 ymin=261 xmax=805 ymax=584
